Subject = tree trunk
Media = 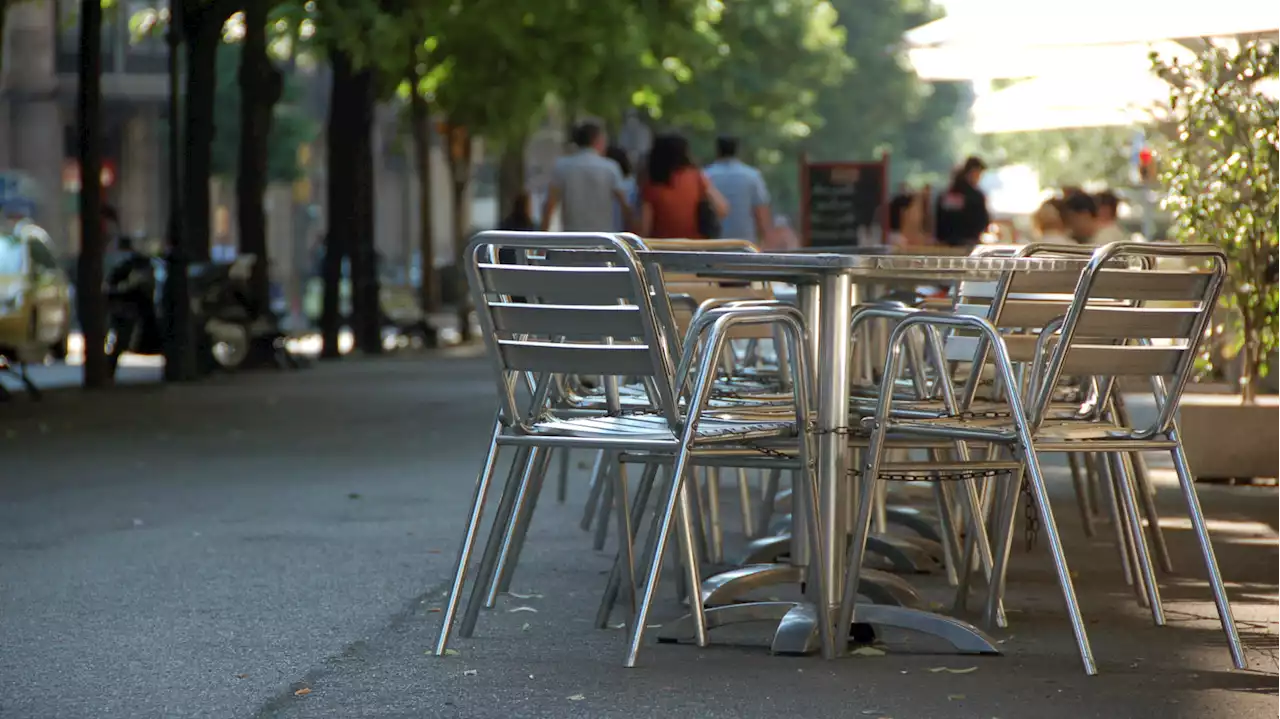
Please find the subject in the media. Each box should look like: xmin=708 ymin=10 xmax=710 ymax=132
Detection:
xmin=162 ymin=0 xmax=196 ymax=381
xmin=445 ymin=126 xmax=473 ymax=341
xmin=235 ymin=0 xmax=281 ymax=316
xmin=408 ymin=82 xmax=440 ymax=319
xmin=182 ymin=10 xmax=231 ymax=264
xmin=348 ymin=66 xmax=381 ymax=355
xmin=497 ymin=138 xmax=525 ymax=222
xmin=76 ymin=0 xmax=109 ymax=389
xmin=321 ymin=49 xmax=355 ymax=359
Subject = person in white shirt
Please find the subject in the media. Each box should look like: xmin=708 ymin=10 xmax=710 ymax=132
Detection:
xmin=1092 ymin=190 xmax=1129 ymax=245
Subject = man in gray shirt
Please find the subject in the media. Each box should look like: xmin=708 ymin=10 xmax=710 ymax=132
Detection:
xmin=541 ymin=122 xmax=632 ymax=232
xmin=704 ymin=136 xmax=772 ymax=243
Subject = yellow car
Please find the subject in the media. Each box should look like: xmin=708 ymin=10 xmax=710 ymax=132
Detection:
xmin=0 ymin=221 xmax=72 ymax=365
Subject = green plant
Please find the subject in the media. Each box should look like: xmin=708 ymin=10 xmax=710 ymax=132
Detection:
xmin=1152 ymin=40 xmax=1279 ymax=403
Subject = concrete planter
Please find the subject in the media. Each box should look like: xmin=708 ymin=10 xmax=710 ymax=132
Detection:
xmin=1177 ymin=392 xmax=1279 ymax=481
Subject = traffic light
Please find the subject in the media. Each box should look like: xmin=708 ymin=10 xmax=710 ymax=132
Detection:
xmin=1138 ymin=147 xmax=1157 ymax=184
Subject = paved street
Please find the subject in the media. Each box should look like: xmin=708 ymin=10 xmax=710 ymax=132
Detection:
xmin=0 ymin=353 xmax=1275 ymax=719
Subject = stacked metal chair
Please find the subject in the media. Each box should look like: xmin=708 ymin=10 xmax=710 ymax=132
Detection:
xmin=836 ymin=242 xmax=1243 ymax=675
xmin=433 ymin=231 xmax=834 ymax=667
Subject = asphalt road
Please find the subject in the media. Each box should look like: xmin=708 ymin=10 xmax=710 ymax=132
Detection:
xmin=0 ymin=352 xmax=1275 ymax=719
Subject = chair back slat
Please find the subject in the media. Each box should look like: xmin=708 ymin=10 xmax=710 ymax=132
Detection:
xmin=956 ymin=301 xmax=1202 ymax=338
xmin=467 ymin=231 xmax=680 ymax=431
xmin=497 ymin=340 xmax=656 ymax=375
xmin=1005 ymin=268 xmax=1212 ymax=301
xmin=478 ymin=263 xmax=635 ymax=304
xmin=489 ymin=302 xmax=646 ymax=340
xmin=1058 ymin=345 xmax=1184 ymax=377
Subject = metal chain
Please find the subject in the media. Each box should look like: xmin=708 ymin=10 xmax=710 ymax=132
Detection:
xmin=1022 ymin=479 xmax=1040 ymax=552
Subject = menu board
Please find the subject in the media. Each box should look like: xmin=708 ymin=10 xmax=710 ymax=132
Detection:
xmin=800 ymin=158 xmax=889 ymax=247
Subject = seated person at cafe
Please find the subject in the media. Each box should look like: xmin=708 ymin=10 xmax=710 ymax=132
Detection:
xmin=1061 ymin=191 xmax=1102 ymax=244
xmin=1092 ymin=190 xmax=1129 ymax=244
xmin=1032 ymin=197 xmax=1071 ymax=244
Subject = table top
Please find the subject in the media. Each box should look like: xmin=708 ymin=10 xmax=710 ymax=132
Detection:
xmin=639 ymin=250 xmax=1092 ymax=283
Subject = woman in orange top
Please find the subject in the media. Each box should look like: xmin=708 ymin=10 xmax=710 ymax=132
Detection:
xmin=639 ymin=133 xmax=727 ymax=238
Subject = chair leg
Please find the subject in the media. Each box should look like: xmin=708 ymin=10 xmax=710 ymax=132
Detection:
xmin=1021 ymin=451 xmax=1097 ymax=675
xmin=1131 ymin=452 xmax=1175 ymax=574
xmin=755 ymin=468 xmax=782 ymax=538
xmin=836 ymin=473 xmax=881 ymax=655
xmin=459 ymin=446 xmax=533 ymax=639
xmin=982 ymin=470 xmax=1023 ymax=631
xmin=1067 ymin=453 xmax=1097 ymax=538
xmin=433 ymin=426 xmax=505 ymax=656
xmin=624 ymin=450 xmax=702 ymax=668
xmin=556 ymin=448 xmax=571 ymax=504
xmin=1168 ymin=435 xmax=1247 ymax=669
xmin=611 ymin=455 xmax=639 ymax=628
xmin=592 ymin=465 xmax=616 ymax=551
xmin=705 ymin=467 xmax=725 ymax=564
xmin=596 ymin=463 xmax=662 ymax=628
xmin=1111 ymin=452 xmax=1165 ymax=626
xmin=487 ymin=448 xmax=552 ymax=604
xmin=1098 ymin=453 xmax=1137 ymax=587
xmin=579 ymin=450 xmax=608 ymax=531
xmin=737 ymin=468 xmax=757 ymax=539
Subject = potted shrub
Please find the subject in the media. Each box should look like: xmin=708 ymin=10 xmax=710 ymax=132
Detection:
xmin=1150 ymin=40 xmax=1278 ymax=480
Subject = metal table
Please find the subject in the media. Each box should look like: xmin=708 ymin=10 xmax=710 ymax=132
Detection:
xmin=639 ymin=250 xmax=1091 ymax=656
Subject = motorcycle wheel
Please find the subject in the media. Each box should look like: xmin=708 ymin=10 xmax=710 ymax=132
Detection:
xmin=209 ymin=322 xmax=251 ymax=370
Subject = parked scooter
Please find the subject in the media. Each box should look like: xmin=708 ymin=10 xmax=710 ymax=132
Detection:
xmin=105 ymin=247 xmax=302 ymax=375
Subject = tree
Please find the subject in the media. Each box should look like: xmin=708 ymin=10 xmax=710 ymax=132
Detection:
xmin=974 ymin=127 xmax=1136 ymax=190
xmin=1153 ymin=40 xmax=1279 ymax=402
xmin=236 ymin=0 xmax=284 ymax=324
xmin=182 ymin=0 xmax=243 ymax=265
xmin=655 ymin=0 xmax=850 ymax=213
xmin=76 ymin=0 xmax=110 ymax=388
xmin=797 ymin=0 xmax=965 ymax=208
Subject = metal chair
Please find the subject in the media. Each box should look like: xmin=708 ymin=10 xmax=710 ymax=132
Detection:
xmin=838 ymin=242 xmax=1243 ymax=676
xmin=433 ymin=230 xmax=832 ymax=667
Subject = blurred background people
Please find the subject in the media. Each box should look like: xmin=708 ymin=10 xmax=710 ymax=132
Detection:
xmin=639 ymin=133 xmax=727 ymax=239
xmin=704 ymin=136 xmax=772 ymax=244
xmin=934 ymin=155 xmax=990 ymax=248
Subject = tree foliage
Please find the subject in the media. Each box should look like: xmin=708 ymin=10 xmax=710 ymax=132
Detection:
xmin=974 ymin=127 xmax=1136 ymax=190
xmin=211 ymin=42 xmax=318 ymax=183
xmin=1153 ymin=40 xmax=1279 ymax=401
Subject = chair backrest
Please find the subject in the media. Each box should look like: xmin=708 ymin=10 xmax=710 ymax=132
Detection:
xmin=949 ymin=242 xmax=1223 ymax=433
xmin=466 ymin=231 xmax=680 ymax=431
xmin=634 ymin=238 xmax=777 ymax=340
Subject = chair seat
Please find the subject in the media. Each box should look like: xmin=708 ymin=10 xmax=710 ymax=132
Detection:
xmin=531 ymin=412 xmax=796 ymax=443
xmin=881 ymin=414 xmax=1143 ymax=442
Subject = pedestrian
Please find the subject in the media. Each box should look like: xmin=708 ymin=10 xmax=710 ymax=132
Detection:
xmin=638 ymin=133 xmax=727 ymax=239
xmin=1091 ymin=190 xmax=1129 ymax=244
xmin=1061 ymin=191 xmax=1101 ymax=244
xmin=605 ymin=145 xmax=638 ymax=233
xmin=934 ymin=156 xmax=991 ymax=248
xmin=540 ymin=121 xmax=632 ymax=233
xmin=703 ymin=136 xmax=771 ymax=243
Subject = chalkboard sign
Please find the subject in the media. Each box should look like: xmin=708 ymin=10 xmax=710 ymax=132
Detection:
xmin=800 ymin=156 xmax=889 ymax=247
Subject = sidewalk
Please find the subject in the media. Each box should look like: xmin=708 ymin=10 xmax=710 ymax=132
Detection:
xmin=0 ymin=354 xmax=1275 ymax=719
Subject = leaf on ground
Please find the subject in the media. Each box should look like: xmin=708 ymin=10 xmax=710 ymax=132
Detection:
xmin=507 ymin=592 xmax=543 ymax=600
xmin=928 ymin=666 xmax=978 ymax=674
xmin=348 ymin=493 xmax=361 ymax=499
xmin=442 ymin=649 xmax=460 ymax=657
xmin=294 ymin=688 xmax=311 ymax=696
xmin=997 ymin=635 xmax=1014 ymax=644
xmin=948 ymin=694 xmax=966 ymax=701
xmin=235 ymin=674 xmax=248 ymax=679
xmin=463 ymin=669 xmax=478 ymax=676
xmin=428 ymin=549 xmax=442 ymax=554
xmin=508 ymin=606 xmax=538 ymax=613
xmin=851 ymin=646 xmax=886 ymax=657
xmin=568 ymin=694 xmax=585 ymax=701
xmin=426 ymin=608 xmax=442 ymax=613
xmin=521 ymin=623 xmax=531 ymax=631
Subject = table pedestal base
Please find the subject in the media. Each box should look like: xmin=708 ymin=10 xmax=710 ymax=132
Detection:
xmin=738 ymin=533 xmax=942 ymax=575
xmin=657 ymin=601 xmax=1001 ymax=657
xmin=700 ymin=563 xmax=922 ymax=609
